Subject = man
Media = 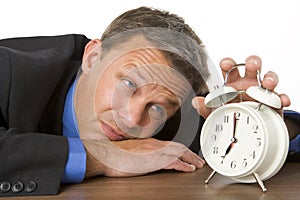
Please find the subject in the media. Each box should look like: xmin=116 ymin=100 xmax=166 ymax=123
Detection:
xmin=0 ymin=6 xmax=294 ymax=197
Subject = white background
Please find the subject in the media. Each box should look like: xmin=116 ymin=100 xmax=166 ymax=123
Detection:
xmin=1 ymin=0 xmax=299 ymax=111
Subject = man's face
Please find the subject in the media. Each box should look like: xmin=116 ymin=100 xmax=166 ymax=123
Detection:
xmin=75 ymin=36 xmax=191 ymax=141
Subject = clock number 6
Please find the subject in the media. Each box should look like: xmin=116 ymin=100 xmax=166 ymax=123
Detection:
xmin=231 ymin=160 xmax=237 ymax=169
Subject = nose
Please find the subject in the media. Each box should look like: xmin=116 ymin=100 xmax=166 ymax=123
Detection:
xmin=118 ymin=98 xmax=150 ymax=128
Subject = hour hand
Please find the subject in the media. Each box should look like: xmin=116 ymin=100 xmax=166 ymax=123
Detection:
xmin=221 ymin=142 xmax=232 ymax=164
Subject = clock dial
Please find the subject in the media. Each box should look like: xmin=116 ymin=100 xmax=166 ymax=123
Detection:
xmin=201 ymin=105 xmax=266 ymax=177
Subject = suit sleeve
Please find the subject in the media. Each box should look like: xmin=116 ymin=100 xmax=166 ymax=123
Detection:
xmin=285 ymin=110 xmax=300 ymax=162
xmin=0 ymin=127 xmax=68 ymax=196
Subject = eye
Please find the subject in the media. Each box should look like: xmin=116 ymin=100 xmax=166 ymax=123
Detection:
xmin=150 ymin=104 xmax=167 ymax=118
xmin=121 ymin=77 xmax=137 ymax=92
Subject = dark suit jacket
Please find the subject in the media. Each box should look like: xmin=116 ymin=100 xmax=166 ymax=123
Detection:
xmin=0 ymin=34 xmax=90 ymax=196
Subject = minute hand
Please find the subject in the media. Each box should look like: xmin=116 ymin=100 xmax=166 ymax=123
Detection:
xmin=232 ymin=112 xmax=238 ymax=143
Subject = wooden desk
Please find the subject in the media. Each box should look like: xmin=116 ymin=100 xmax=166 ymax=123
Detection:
xmin=5 ymin=163 xmax=300 ymax=200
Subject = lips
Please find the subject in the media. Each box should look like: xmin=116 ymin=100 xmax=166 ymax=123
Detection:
xmin=100 ymin=122 xmax=127 ymax=141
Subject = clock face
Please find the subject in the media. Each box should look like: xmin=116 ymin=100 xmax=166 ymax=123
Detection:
xmin=201 ymin=104 xmax=266 ymax=177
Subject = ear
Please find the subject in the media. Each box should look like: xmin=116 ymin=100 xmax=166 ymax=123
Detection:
xmin=81 ymin=39 xmax=102 ymax=74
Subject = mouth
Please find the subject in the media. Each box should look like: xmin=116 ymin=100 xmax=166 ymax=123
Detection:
xmin=100 ymin=121 xmax=128 ymax=141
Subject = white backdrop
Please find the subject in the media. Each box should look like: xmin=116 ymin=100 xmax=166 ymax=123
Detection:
xmin=1 ymin=0 xmax=299 ymax=111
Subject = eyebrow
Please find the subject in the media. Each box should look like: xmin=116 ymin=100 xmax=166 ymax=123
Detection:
xmin=124 ymin=65 xmax=182 ymax=106
xmin=167 ymin=97 xmax=180 ymax=107
xmin=156 ymin=89 xmax=181 ymax=108
xmin=133 ymin=67 xmax=147 ymax=82
xmin=123 ymin=65 xmax=147 ymax=82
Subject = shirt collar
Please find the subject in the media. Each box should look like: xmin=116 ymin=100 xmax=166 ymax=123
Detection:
xmin=62 ymin=79 xmax=80 ymax=138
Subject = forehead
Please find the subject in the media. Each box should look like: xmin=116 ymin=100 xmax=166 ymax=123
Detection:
xmin=98 ymin=35 xmax=193 ymax=102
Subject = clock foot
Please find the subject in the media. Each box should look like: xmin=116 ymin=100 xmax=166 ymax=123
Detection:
xmin=205 ymin=170 xmax=216 ymax=184
xmin=253 ymin=172 xmax=267 ymax=192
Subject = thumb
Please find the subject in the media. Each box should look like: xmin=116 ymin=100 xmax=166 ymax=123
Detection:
xmin=192 ymin=97 xmax=211 ymax=119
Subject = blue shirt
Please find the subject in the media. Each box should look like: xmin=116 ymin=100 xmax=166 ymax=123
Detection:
xmin=61 ymin=80 xmax=86 ymax=183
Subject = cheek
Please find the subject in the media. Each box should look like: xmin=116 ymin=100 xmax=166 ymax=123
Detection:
xmin=95 ymin=77 xmax=132 ymax=115
xmin=138 ymin=118 xmax=166 ymax=138
xmin=94 ymin=79 xmax=115 ymax=113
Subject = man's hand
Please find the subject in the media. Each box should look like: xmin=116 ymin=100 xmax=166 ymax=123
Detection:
xmin=192 ymin=55 xmax=291 ymax=118
xmin=83 ymin=138 xmax=205 ymax=178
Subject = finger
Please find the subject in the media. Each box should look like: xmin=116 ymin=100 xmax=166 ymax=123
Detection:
xmin=245 ymin=55 xmax=262 ymax=79
xmin=261 ymin=71 xmax=279 ymax=91
xmin=274 ymin=94 xmax=291 ymax=117
xmin=162 ymin=141 xmax=205 ymax=169
xmin=176 ymin=145 xmax=205 ymax=169
xmin=220 ymin=57 xmax=236 ymax=72
xmin=220 ymin=58 xmax=239 ymax=81
xmin=279 ymin=93 xmax=291 ymax=108
xmin=192 ymin=96 xmax=211 ymax=119
xmin=164 ymin=158 xmax=197 ymax=172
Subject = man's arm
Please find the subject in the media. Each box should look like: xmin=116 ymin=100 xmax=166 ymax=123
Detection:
xmin=0 ymin=127 xmax=68 ymax=196
xmin=0 ymin=34 xmax=90 ymax=196
xmin=284 ymin=110 xmax=300 ymax=161
xmin=284 ymin=111 xmax=300 ymax=141
xmin=83 ymin=138 xmax=205 ymax=178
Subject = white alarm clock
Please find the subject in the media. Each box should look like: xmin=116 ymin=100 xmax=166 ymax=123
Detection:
xmin=200 ymin=64 xmax=289 ymax=192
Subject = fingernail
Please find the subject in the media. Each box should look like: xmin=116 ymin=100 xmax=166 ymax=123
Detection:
xmin=246 ymin=59 xmax=259 ymax=66
xmin=221 ymin=60 xmax=233 ymax=67
xmin=192 ymin=98 xmax=199 ymax=109
xmin=190 ymin=164 xmax=196 ymax=171
xmin=265 ymin=76 xmax=275 ymax=82
xmin=199 ymin=159 xmax=205 ymax=165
